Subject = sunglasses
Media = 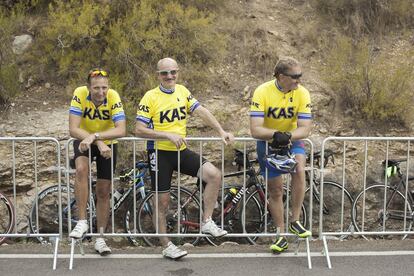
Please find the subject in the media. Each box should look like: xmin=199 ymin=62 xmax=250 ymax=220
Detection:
xmin=89 ymin=70 xmax=108 ymax=78
xmin=158 ymin=70 xmax=178 ymax=76
xmin=283 ymin=72 xmax=302 ymax=79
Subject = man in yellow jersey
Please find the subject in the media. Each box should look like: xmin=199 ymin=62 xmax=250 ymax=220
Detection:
xmin=250 ymin=57 xmax=312 ymax=253
xmin=135 ymin=57 xmax=234 ymax=259
xmin=68 ymin=68 xmax=126 ymax=255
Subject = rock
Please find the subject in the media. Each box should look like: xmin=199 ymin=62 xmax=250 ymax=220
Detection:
xmin=339 ymin=129 xmax=355 ymax=136
xmin=45 ymin=83 xmax=51 ymax=89
xmin=26 ymin=77 xmax=34 ymax=88
xmin=12 ymin=34 xmax=33 ymax=55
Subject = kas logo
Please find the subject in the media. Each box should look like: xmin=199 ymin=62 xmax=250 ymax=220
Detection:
xmin=267 ymin=107 xmax=294 ymax=119
xmin=160 ymin=106 xmax=186 ymax=123
xmin=83 ymin=108 xmax=110 ymax=120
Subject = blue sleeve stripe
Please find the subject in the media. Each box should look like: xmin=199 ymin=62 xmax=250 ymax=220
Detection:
xmin=112 ymin=111 xmax=125 ymax=120
xmin=250 ymin=111 xmax=264 ymax=117
xmin=189 ymin=101 xmax=200 ymax=113
xmin=136 ymin=115 xmax=151 ymax=122
xmin=298 ymin=113 xmax=312 ymax=119
xmin=69 ymin=108 xmax=82 ymax=116
xmin=136 ymin=117 xmax=150 ymax=125
xmin=112 ymin=115 xmax=126 ymax=123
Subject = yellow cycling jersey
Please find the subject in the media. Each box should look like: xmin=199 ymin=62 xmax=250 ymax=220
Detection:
xmin=250 ymin=80 xmax=312 ymax=132
xmin=69 ymin=86 xmax=125 ymax=145
xmin=136 ymin=84 xmax=200 ymax=151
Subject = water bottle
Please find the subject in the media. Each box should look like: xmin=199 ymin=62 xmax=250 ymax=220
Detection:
xmin=223 ymin=188 xmax=238 ymax=205
xmin=231 ymin=187 xmax=246 ymax=204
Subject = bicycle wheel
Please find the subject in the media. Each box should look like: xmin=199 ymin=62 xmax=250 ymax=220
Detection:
xmin=124 ymin=189 xmax=151 ymax=246
xmin=240 ymin=190 xmax=264 ymax=245
xmin=29 ymin=185 xmax=94 ymax=243
xmin=136 ymin=190 xmax=199 ymax=246
xmin=241 ymin=187 xmax=307 ymax=245
xmin=352 ymin=184 xmax=413 ymax=240
xmin=0 ymin=193 xmax=14 ymax=245
xmin=304 ymin=180 xmax=354 ymax=239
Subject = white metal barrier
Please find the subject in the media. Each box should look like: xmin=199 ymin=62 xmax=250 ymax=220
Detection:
xmin=320 ymin=137 xmax=414 ymax=268
xmin=0 ymin=137 xmax=61 ymax=270
xmin=64 ymin=137 xmax=315 ymax=269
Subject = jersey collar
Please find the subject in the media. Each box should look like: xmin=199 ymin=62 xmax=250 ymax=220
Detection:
xmin=159 ymin=84 xmax=175 ymax=94
xmin=274 ymin=80 xmax=292 ymax=93
xmin=86 ymin=93 xmax=108 ymax=105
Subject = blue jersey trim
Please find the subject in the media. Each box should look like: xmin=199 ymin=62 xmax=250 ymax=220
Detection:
xmin=69 ymin=107 xmax=82 ymax=116
xmin=189 ymin=101 xmax=200 ymax=113
xmin=112 ymin=112 xmax=126 ymax=122
xmin=298 ymin=113 xmax=312 ymax=119
xmin=136 ymin=115 xmax=151 ymax=124
xmin=250 ymin=111 xmax=265 ymax=117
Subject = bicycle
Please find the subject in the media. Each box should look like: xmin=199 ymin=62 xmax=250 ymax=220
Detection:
xmin=352 ymin=159 xmax=414 ymax=240
xmin=303 ymin=150 xmax=354 ymax=239
xmin=240 ymin=148 xmax=354 ymax=244
xmin=135 ymin=149 xmax=307 ymax=246
xmin=0 ymin=191 xmax=15 ymax=245
xmin=28 ymin=159 xmax=150 ymax=244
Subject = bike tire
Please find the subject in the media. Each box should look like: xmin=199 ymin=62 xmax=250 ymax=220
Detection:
xmin=123 ymin=188 xmax=152 ymax=246
xmin=136 ymin=189 xmax=200 ymax=246
xmin=304 ymin=180 xmax=354 ymax=239
xmin=28 ymin=185 xmax=94 ymax=243
xmin=352 ymin=184 xmax=413 ymax=240
xmin=0 ymin=193 xmax=15 ymax=245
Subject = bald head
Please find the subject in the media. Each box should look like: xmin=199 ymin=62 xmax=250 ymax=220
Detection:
xmin=157 ymin=57 xmax=179 ymax=71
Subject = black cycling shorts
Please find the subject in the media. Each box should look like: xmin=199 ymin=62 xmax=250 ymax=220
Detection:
xmin=147 ymin=148 xmax=208 ymax=192
xmin=73 ymin=140 xmax=117 ymax=180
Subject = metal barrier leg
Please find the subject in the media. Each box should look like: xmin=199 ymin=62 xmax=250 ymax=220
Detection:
xmin=322 ymin=236 xmax=332 ymax=269
xmin=52 ymin=237 xmax=59 ymax=270
xmin=69 ymin=238 xmax=75 ymax=270
xmin=293 ymin=237 xmax=300 ymax=255
xmin=292 ymin=236 xmax=312 ymax=269
xmin=305 ymin=237 xmax=312 ymax=269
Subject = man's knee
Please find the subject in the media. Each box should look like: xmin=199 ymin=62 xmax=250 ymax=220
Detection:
xmin=268 ymin=179 xmax=284 ymax=199
xmin=96 ymin=181 xmax=111 ymax=199
xmin=75 ymin=159 xmax=89 ymax=178
xmin=201 ymin=163 xmax=221 ymax=184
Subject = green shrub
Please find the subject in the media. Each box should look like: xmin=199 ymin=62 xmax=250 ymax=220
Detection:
xmin=32 ymin=0 xmax=111 ymax=83
xmin=104 ymin=0 xmax=227 ymax=98
xmin=313 ymin=0 xmax=414 ymax=35
xmin=0 ymin=7 xmax=24 ymax=105
xmin=323 ymin=35 xmax=414 ymax=126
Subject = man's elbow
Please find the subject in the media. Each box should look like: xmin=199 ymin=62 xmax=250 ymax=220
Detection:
xmin=249 ymin=126 xmax=259 ymax=139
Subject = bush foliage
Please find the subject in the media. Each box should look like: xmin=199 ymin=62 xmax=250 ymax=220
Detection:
xmin=314 ymin=0 xmax=414 ymax=35
xmin=323 ymin=35 xmax=414 ymax=126
xmin=0 ymin=7 xmax=24 ymax=105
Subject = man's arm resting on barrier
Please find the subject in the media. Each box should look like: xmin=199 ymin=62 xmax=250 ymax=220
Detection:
xmin=134 ymin=121 xmax=186 ymax=149
xmin=69 ymin=114 xmax=126 ymax=153
xmin=192 ymin=106 xmax=234 ymax=145
xmin=249 ymin=116 xmax=274 ymax=140
xmin=290 ymin=119 xmax=312 ymax=141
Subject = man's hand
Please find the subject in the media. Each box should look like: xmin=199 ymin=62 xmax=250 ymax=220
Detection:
xmin=219 ymin=130 xmax=234 ymax=145
xmin=166 ymin=133 xmax=187 ymax=149
xmin=270 ymin=131 xmax=291 ymax=148
xmin=96 ymin=141 xmax=112 ymax=159
xmin=79 ymin=134 xmax=96 ymax=153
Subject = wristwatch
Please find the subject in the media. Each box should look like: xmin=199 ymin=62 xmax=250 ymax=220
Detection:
xmin=94 ymin=133 xmax=100 ymax=140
